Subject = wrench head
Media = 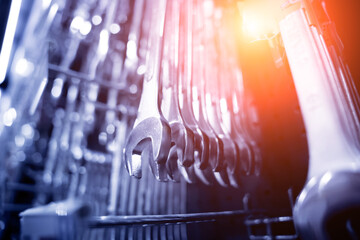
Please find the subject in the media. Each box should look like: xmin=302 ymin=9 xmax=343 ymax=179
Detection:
xmin=294 ymin=171 xmax=360 ymax=240
xmin=207 ymin=136 xmax=223 ymax=172
xmin=237 ymin=140 xmax=254 ymax=176
xmin=124 ymin=117 xmax=171 ymax=179
xmin=190 ymin=130 xmax=231 ymax=186
xmin=171 ymin=122 xmax=198 ymax=183
xmin=225 ymin=139 xmax=257 ymax=188
xmin=222 ymin=138 xmax=238 ymax=174
xmin=167 ymin=144 xmax=197 ymax=183
xmin=166 ymin=145 xmax=181 ymax=182
xmin=192 ymin=129 xmax=209 ymax=170
xmin=213 ymin=171 xmax=230 ymax=188
xmin=170 ymin=122 xmax=195 ymax=167
xmin=193 ymin=163 xmax=217 ymax=186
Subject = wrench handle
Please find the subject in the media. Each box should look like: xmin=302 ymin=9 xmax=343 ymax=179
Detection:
xmin=135 ymin=0 xmax=167 ymax=125
xmin=280 ymin=9 xmax=360 ymax=178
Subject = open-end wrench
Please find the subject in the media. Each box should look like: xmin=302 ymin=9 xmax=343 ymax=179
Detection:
xmin=279 ymin=6 xmax=360 ymax=239
xmin=227 ymin=63 xmax=258 ymax=176
xmin=203 ymin=59 xmax=239 ymax=188
xmin=225 ymin=50 xmax=262 ymax=176
xmin=124 ymin=0 xmax=171 ymax=181
xmin=159 ymin=0 xmax=197 ymax=183
xmin=190 ymin=0 xmax=234 ymax=187
xmin=198 ymin=4 xmax=240 ymax=187
xmin=217 ymin=54 xmax=252 ymax=184
xmin=219 ymin=15 xmax=262 ymax=177
xmin=111 ymin=0 xmax=158 ymax=231
xmin=177 ymin=0 xmax=220 ymax=185
xmin=215 ymin=8 xmax=255 ymax=177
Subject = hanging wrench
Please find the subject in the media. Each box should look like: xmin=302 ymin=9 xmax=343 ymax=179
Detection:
xmin=189 ymin=0 xmax=232 ymax=186
xmin=159 ymin=0 xmax=198 ymax=183
xmin=199 ymin=5 xmax=240 ymax=187
xmin=217 ymin=54 xmax=253 ymax=184
xmin=227 ymin=63 xmax=258 ymax=176
xmin=124 ymin=0 xmax=171 ymax=181
xmin=177 ymin=0 xmax=221 ymax=185
xmin=280 ymin=7 xmax=360 ymax=239
xmin=216 ymin=8 xmax=255 ymax=177
xmin=227 ymin=59 xmax=262 ymax=176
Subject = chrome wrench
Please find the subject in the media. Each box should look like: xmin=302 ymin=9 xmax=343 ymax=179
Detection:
xmin=190 ymin=0 xmax=231 ymax=186
xmin=124 ymin=0 xmax=171 ymax=181
xmin=160 ymin=0 xmax=197 ymax=183
xmin=202 ymin=6 xmax=239 ymax=187
xmin=177 ymin=0 xmax=219 ymax=185
xmin=280 ymin=7 xmax=360 ymax=239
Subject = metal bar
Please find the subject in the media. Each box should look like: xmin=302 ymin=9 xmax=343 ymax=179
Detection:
xmin=48 ymin=63 xmax=135 ymax=94
xmin=249 ymin=236 xmax=298 ymax=240
xmin=245 ymin=216 xmax=293 ymax=225
xmin=82 ymin=96 xmax=138 ymax=117
xmin=88 ymin=210 xmax=253 ymax=228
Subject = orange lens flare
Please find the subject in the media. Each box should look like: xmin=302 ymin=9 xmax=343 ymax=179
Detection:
xmin=238 ymin=0 xmax=300 ymax=42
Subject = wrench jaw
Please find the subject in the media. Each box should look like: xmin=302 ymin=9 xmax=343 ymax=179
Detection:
xmin=192 ymin=130 xmax=219 ymax=185
xmin=136 ymin=143 xmax=169 ymax=182
xmin=209 ymin=136 xmax=233 ymax=186
xmin=293 ymin=171 xmax=360 ymax=240
xmin=167 ymin=145 xmax=197 ymax=184
xmin=206 ymin=136 xmax=222 ymax=173
xmin=194 ymin=131 xmax=209 ymax=170
xmin=193 ymin=164 xmax=215 ymax=186
xmin=167 ymin=122 xmax=197 ymax=183
xmin=191 ymin=100 xmax=231 ymax=186
xmin=166 ymin=145 xmax=181 ymax=182
xmin=148 ymin=155 xmax=169 ymax=182
xmin=224 ymin=140 xmax=254 ymax=189
xmin=228 ymin=78 xmax=263 ymax=178
xmin=124 ymin=117 xmax=171 ymax=181
xmin=250 ymin=145 xmax=263 ymax=177
xmin=239 ymin=121 xmax=262 ymax=177
xmin=220 ymin=138 xmax=240 ymax=188
xmin=230 ymin=109 xmax=262 ymax=177
xmin=190 ymin=132 xmax=216 ymax=186
xmin=236 ymin=140 xmax=254 ymax=176
xmin=170 ymin=122 xmax=195 ymax=167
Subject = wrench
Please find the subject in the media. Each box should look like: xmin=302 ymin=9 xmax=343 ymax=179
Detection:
xmin=215 ymin=8 xmax=255 ymax=177
xmin=217 ymin=57 xmax=252 ymax=184
xmin=227 ymin=65 xmax=257 ymax=176
xmin=159 ymin=0 xmax=197 ymax=183
xmin=227 ymin=61 xmax=262 ymax=176
xmin=199 ymin=5 xmax=241 ymax=187
xmin=279 ymin=8 xmax=360 ymax=239
xmin=124 ymin=0 xmax=171 ymax=181
xmin=190 ymin=0 xmax=234 ymax=187
xmin=176 ymin=0 xmax=222 ymax=185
